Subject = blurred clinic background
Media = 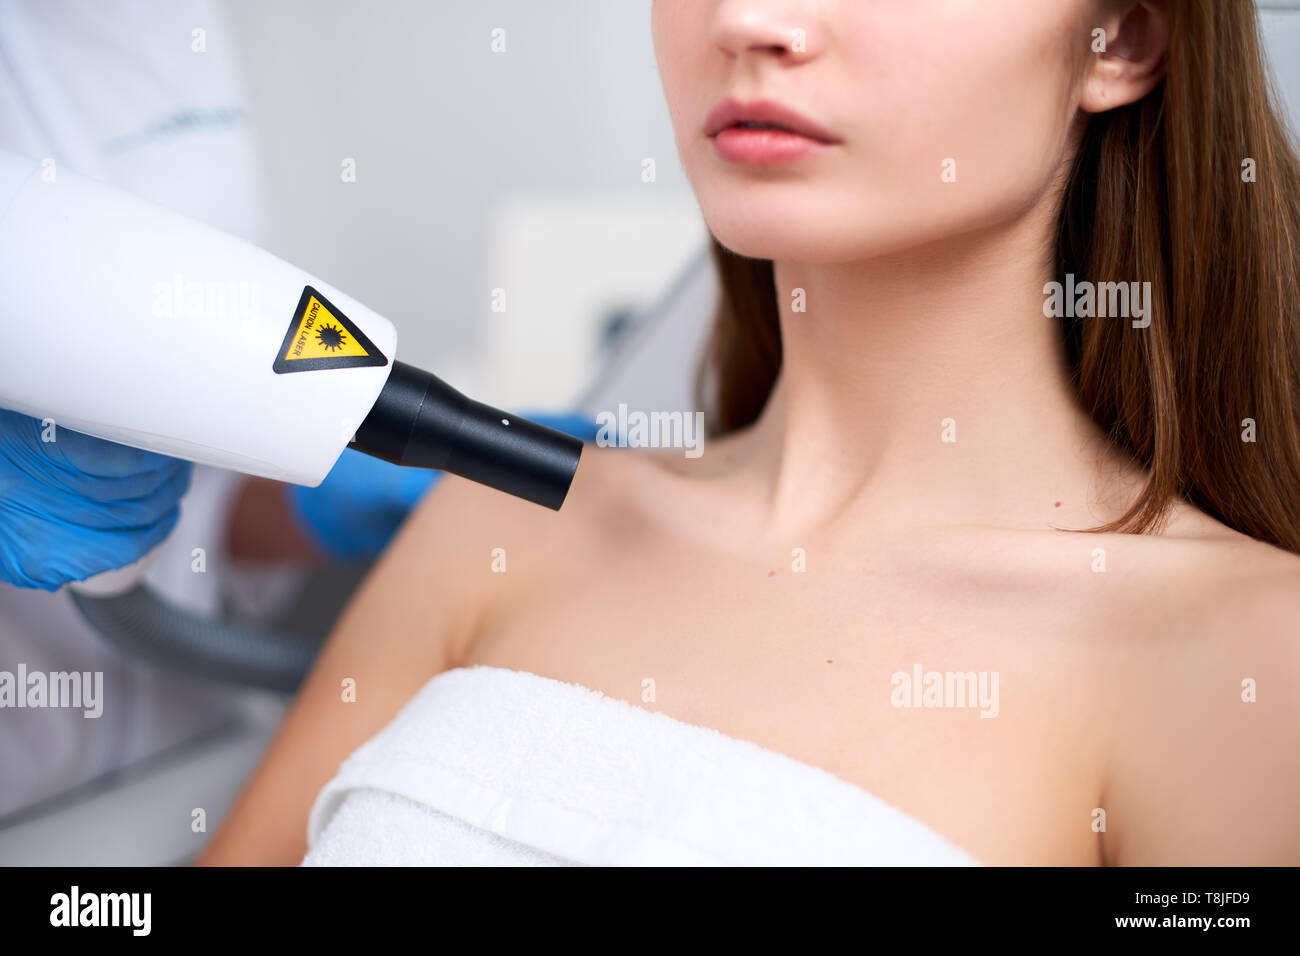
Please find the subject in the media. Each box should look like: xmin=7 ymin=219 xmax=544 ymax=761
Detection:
xmin=0 ymin=0 xmax=1299 ymax=864
xmin=232 ymin=0 xmax=707 ymax=410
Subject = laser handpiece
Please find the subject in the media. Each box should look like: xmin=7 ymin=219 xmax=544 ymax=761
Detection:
xmin=0 ymin=149 xmax=582 ymax=511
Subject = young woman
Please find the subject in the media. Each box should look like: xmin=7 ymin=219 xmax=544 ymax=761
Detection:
xmin=201 ymin=0 xmax=1300 ymax=866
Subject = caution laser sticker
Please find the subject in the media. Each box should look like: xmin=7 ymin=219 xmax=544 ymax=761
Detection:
xmin=272 ymin=286 xmax=388 ymax=373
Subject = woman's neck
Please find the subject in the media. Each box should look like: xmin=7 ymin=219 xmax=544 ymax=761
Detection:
xmin=742 ymin=209 xmax=1126 ymax=537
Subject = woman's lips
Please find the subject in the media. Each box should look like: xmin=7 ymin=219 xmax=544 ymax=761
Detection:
xmin=712 ymin=126 xmax=831 ymax=164
xmin=704 ymin=97 xmax=840 ymax=166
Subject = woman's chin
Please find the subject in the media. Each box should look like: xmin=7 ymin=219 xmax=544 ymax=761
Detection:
xmin=706 ymin=221 xmax=859 ymax=264
xmin=707 ymin=226 xmax=889 ymax=267
xmin=699 ymin=197 xmax=911 ymax=264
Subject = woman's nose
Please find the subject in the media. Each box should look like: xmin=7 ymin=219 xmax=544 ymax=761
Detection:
xmin=711 ymin=0 xmax=826 ymax=64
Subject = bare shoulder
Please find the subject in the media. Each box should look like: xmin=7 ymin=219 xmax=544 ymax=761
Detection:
xmin=403 ymin=444 xmax=683 ymax=652
xmin=409 ymin=443 xmax=676 ymax=556
xmin=1120 ymin=500 xmax=1300 ymax=633
xmin=1099 ymin=501 xmax=1300 ymax=865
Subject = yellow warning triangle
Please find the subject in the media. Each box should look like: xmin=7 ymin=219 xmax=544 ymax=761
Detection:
xmin=273 ymin=286 xmax=387 ymax=374
xmin=282 ymin=294 xmax=370 ymax=361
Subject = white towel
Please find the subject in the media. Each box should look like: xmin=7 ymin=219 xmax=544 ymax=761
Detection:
xmin=304 ymin=665 xmax=980 ymax=866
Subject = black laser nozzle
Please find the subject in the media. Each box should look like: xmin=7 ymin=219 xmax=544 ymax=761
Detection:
xmin=350 ymin=361 xmax=583 ymax=510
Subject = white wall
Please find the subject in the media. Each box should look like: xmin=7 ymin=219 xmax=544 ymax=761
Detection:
xmin=1261 ymin=7 xmax=1300 ymax=123
xmin=225 ymin=0 xmax=705 ymax=406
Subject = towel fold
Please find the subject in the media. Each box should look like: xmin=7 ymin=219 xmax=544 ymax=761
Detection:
xmin=304 ymin=665 xmax=979 ymax=866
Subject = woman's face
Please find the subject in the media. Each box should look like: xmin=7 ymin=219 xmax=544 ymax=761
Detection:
xmin=652 ymin=0 xmax=1099 ymax=263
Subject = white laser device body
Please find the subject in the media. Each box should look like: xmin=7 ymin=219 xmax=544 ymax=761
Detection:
xmin=0 ymin=150 xmax=581 ymax=508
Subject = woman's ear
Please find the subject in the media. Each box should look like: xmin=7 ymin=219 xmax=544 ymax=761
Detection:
xmin=1080 ymin=0 xmax=1169 ymax=113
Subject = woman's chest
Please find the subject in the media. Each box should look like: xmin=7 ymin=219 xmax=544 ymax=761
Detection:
xmin=461 ymin=547 xmax=1112 ymax=864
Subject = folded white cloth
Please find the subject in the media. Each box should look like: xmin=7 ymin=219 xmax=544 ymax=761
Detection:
xmin=304 ymin=665 xmax=980 ymax=866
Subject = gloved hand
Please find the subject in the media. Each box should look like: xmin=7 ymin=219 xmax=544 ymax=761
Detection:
xmin=0 ymin=409 xmax=193 ymax=591
xmin=288 ymin=412 xmax=599 ymax=562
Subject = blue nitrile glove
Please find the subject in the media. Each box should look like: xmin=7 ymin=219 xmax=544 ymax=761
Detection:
xmin=288 ymin=412 xmax=600 ymax=562
xmin=0 ymin=409 xmax=193 ymax=591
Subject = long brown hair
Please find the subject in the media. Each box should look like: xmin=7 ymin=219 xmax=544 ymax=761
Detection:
xmin=697 ymin=0 xmax=1300 ymax=553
